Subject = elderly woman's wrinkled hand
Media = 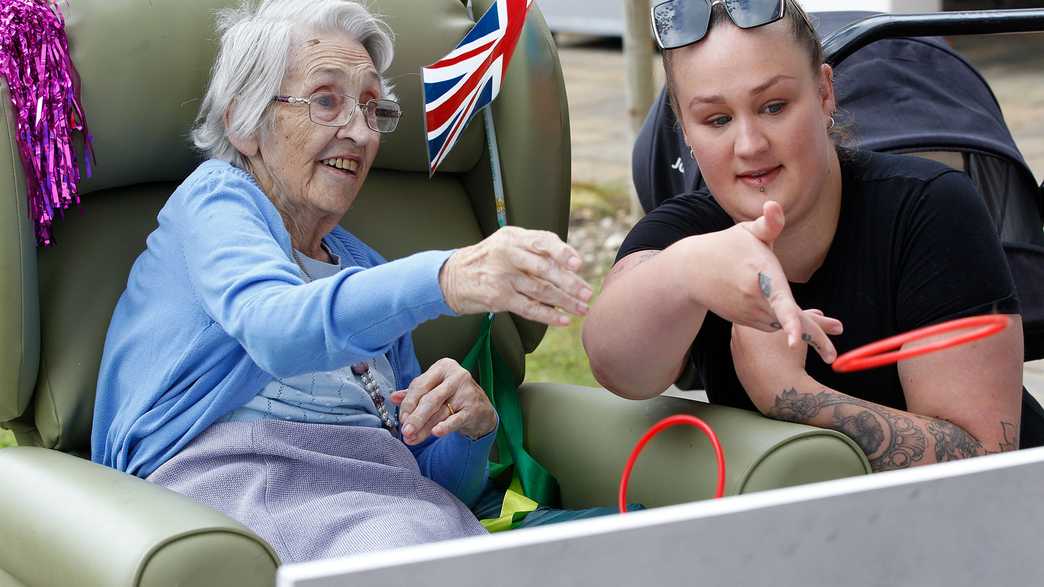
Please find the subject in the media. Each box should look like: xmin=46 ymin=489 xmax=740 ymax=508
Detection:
xmin=390 ymin=358 xmax=497 ymax=445
xmin=439 ymin=226 xmax=593 ymax=326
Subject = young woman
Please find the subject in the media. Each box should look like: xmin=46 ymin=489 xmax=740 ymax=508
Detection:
xmin=583 ymin=0 xmax=1043 ymax=471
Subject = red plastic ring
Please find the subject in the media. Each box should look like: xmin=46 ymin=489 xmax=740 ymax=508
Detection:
xmin=618 ymin=415 xmax=726 ymax=513
xmin=832 ymin=314 xmax=1010 ymax=373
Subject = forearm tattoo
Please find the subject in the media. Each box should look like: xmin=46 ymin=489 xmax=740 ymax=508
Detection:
xmin=925 ymin=419 xmax=983 ymax=462
xmin=997 ymin=421 xmax=1018 ymax=452
xmin=769 ymin=389 xmax=1017 ymax=471
xmin=769 ymin=389 xmax=926 ymax=471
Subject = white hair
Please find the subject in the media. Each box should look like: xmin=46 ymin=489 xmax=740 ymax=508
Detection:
xmin=191 ymin=0 xmax=396 ymax=168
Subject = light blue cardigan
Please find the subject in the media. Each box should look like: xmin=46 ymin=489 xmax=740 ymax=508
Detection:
xmin=92 ymin=159 xmax=494 ymax=505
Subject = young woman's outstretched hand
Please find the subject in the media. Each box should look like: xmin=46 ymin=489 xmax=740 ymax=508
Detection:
xmin=691 ymin=201 xmax=841 ymax=363
xmin=584 ymin=201 xmax=841 ymax=400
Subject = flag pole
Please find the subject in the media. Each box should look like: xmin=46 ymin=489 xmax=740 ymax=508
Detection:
xmin=466 ymin=0 xmax=509 ymax=229
xmin=484 ymin=110 xmax=508 ymax=229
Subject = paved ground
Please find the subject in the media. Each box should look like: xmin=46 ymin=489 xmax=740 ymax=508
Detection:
xmin=555 ymin=29 xmax=1044 ymax=400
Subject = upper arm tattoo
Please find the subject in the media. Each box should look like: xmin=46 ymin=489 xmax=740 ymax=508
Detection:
xmin=609 ymin=250 xmax=660 ymax=279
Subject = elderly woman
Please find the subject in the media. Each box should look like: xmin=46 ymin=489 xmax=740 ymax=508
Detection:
xmin=91 ymin=0 xmax=593 ymax=562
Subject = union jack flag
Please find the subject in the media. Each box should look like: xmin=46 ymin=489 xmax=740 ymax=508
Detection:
xmin=422 ymin=0 xmax=533 ymax=175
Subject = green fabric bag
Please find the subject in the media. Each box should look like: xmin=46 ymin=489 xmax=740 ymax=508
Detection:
xmin=461 ymin=314 xmax=561 ymax=531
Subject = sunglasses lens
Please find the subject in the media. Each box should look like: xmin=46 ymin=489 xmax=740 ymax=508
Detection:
xmin=652 ymin=0 xmax=710 ymax=50
xmin=726 ymin=0 xmax=785 ymax=29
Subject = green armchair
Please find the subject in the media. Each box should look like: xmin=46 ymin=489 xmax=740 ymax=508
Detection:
xmin=0 ymin=1 xmax=868 ymax=585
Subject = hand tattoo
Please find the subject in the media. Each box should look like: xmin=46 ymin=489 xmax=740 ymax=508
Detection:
xmin=758 ymin=272 xmax=772 ymax=299
xmin=801 ymin=332 xmax=821 ymax=351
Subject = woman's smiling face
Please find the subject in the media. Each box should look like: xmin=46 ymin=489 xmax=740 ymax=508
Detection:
xmin=248 ymin=29 xmax=383 ymax=224
xmin=670 ymin=19 xmax=837 ymax=226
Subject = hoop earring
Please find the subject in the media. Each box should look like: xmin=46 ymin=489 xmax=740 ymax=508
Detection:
xmin=689 ymin=147 xmax=695 ymax=160
xmin=828 ymin=116 xmax=836 ymax=130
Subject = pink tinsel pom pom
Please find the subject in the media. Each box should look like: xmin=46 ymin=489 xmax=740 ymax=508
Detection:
xmin=0 ymin=0 xmax=94 ymax=246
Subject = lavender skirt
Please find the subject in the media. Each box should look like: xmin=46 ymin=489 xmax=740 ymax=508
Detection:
xmin=147 ymin=420 xmax=487 ymax=563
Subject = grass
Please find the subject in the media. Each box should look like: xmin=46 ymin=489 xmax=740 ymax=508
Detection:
xmin=1 ymin=428 xmax=14 ymax=449
xmin=523 ymin=302 xmax=602 ymax=389
xmin=522 ymin=182 xmax=624 ymax=390
xmin=568 ymin=181 xmax=633 ymax=219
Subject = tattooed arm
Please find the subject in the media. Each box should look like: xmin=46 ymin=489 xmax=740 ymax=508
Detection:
xmin=769 ymin=386 xmax=1016 ymax=471
xmin=586 ymin=202 xmax=842 ymax=400
xmin=583 ymin=246 xmax=710 ymax=399
xmin=732 ymin=317 xmax=1025 ymax=472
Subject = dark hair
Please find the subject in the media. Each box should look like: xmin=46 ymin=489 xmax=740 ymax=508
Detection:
xmin=662 ymin=0 xmax=846 ymax=142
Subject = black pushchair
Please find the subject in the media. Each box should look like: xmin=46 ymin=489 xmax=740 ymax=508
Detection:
xmin=632 ymin=9 xmax=1044 ymax=361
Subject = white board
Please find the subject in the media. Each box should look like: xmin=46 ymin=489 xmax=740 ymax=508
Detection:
xmin=279 ymin=446 xmax=1044 ymax=587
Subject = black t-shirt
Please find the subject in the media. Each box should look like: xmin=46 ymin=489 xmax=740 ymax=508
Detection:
xmin=617 ymin=150 xmax=1044 ymax=448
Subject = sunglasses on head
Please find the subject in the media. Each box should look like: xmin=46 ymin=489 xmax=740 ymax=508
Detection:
xmin=652 ymin=0 xmax=787 ymax=50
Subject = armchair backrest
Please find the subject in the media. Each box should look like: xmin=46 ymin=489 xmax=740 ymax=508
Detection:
xmin=0 ymin=0 xmax=570 ymax=454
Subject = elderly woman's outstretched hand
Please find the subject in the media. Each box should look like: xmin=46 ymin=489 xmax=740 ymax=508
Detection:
xmin=391 ymin=358 xmax=497 ymax=445
xmin=440 ymin=226 xmax=592 ymax=326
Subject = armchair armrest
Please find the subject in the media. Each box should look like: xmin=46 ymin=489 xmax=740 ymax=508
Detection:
xmin=519 ymin=383 xmax=871 ymax=508
xmin=0 ymin=447 xmax=278 ymax=587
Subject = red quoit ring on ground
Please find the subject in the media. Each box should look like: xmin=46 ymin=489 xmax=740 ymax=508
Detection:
xmin=618 ymin=415 xmax=726 ymax=513
xmin=832 ymin=314 xmax=1011 ymax=373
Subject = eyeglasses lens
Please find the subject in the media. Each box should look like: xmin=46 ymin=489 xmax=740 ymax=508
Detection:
xmin=309 ymin=92 xmax=348 ymax=125
xmin=725 ymin=0 xmax=784 ymax=29
xmin=368 ymin=100 xmax=401 ymax=133
xmin=307 ymin=93 xmax=401 ymax=133
xmin=653 ymin=0 xmax=710 ymax=49
xmin=653 ymin=0 xmax=785 ymax=50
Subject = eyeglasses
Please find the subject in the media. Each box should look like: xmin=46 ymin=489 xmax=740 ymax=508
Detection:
xmin=652 ymin=0 xmax=786 ymax=50
xmin=272 ymin=92 xmax=402 ymax=133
